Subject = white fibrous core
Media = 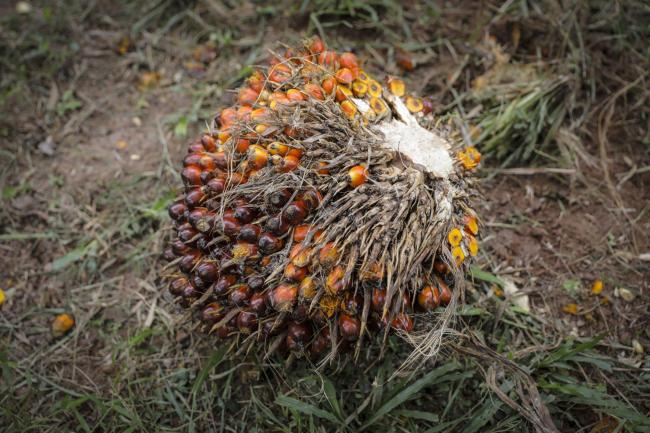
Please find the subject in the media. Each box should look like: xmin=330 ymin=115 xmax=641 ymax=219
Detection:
xmin=354 ymin=94 xmax=454 ymax=179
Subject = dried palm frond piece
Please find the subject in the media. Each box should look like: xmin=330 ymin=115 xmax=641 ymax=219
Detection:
xmin=163 ymin=37 xmax=481 ymax=364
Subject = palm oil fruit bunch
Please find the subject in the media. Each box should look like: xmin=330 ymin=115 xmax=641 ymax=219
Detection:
xmin=164 ymin=37 xmax=481 ymax=363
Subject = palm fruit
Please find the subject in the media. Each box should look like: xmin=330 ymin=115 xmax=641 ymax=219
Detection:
xmin=164 ymin=37 xmax=481 ymax=362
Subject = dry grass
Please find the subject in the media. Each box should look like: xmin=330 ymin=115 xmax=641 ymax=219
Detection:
xmin=1 ymin=1 xmax=649 ymax=432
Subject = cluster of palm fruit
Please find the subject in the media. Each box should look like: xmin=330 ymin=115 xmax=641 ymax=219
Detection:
xmin=164 ymin=37 xmax=481 ymax=362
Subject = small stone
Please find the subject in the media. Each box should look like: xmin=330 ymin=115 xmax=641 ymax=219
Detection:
xmin=132 ymin=116 xmax=142 ymax=127
xmin=37 ymin=136 xmax=56 ymax=156
xmin=130 ymin=154 xmax=141 ymax=161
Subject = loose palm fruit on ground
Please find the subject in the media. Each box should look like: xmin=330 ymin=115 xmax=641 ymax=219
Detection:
xmin=164 ymin=37 xmax=481 ymax=362
xmin=52 ymin=313 xmax=75 ymax=338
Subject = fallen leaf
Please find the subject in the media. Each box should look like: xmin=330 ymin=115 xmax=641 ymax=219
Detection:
xmin=52 ymin=313 xmax=75 ymax=337
xmin=116 ymin=139 xmax=127 ymax=150
xmin=591 ymin=279 xmax=603 ymax=295
xmin=563 ymin=303 xmax=578 ymax=315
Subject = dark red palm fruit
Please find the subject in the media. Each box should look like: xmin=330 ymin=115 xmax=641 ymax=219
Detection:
xmin=168 ymin=201 xmax=187 ymax=221
xmin=192 ymin=274 xmax=207 ymax=290
xmin=195 ymin=211 xmax=216 ymax=233
xmin=187 ymin=208 xmax=207 ymax=227
xmin=229 ymin=284 xmax=252 ymax=305
xmin=291 ymin=303 xmax=308 ymax=322
xmin=257 ymin=232 xmax=284 ymax=254
xmin=214 ymin=321 xmax=233 ymax=338
xmin=341 ymin=292 xmax=363 ymax=315
xmin=183 ymin=153 xmax=203 ymax=167
xmin=438 ymin=281 xmax=452 ymax=305
xmin=201 ymin=302 xmax=224 ymax=323
xmin=182 ymin=281 xmax=201 ymax=299
xmin=199 ymin=169 xmax=214 ymax=185
xmin=222 ymin=216 xmax=242 ymax=238
xmin=237 ymin=310 xmax=258 ymax=333
xmin=201 ymin=134 xmax=217 ymax=152
xmin=196 ymin=261 xmax=218 ymax=283
xmin=285 ymin=321 xmax=312 ymax=351
xmin=249 ymin=292 xmax=267 ymax=314
xmin=417 ymin=286 xmax=440 ymax=311
xmin=301 ymin=190 xmax=322 ymax=210
xmin=171 ymin=239 xmax=191 ymax=256
xmin=201 ymin=302 xmax=224 ymax=322
xmin=213 ymin=274 xmax=237 ymax=296
xmin=371 ymin=288 xmax=386 ymax=312
xmin=284 ymin=263 xmax=307 ymax=282
xmin=310 ymin=328 xmax=330 ymax=357
xmin=268 ymin=188 xmax=292 ymax=209
xmin=434 ymin=260 xmax=449 ymax=275
xmin=169 ymin=277 xmax=188 ymax=296
xmin=261 ymin=317 xmax=286 ymax=338
xmin=310 ymin=309 xmax=328 ymax=326
xmin=283 ymin=201 xmax=308 ymax=225
xmin=271 ymin=284 xmax=298 ymax=311
xmin=422 ymin=97 xmax=434 ymax=115
xmin=206 ymin=178 xmax=226 ymax=194
xmin=239 ymin=224 xmax=262 ymax=243
xmin=234 ymin=205 xmax=256 ymax=224
xmin=162 ymin=248 xmax=176 ymax=261
xmin=213 ymin=152 xmax=228 ymax=170
xmin=179 ymin=250 xmax=202 ymax=273
xmin=188 ymin=142 xmax=205 ymax=153
xmin=391 ymin=313 xmax=414 ymax=332
xmin=339 ymin=314 xmax=361 ymax=341
xmin=266 ymin=216 xmax=290 ymax=235
xmin=248 ymin=275 xmax=265 ymax=291
xmin=178 ymin=226 xmax=198 ymax=242
xmin=185 ymin=188 xmax=205 ymax=207
xmin=198 ymin=154 xmax=216 ymax=171
xmin=181 ymin=166 xmax=203 ymax=186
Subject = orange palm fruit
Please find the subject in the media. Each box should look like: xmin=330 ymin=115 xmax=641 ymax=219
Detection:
xmin=340 ymin=100 xmax=357 ymax=119
xmin=348 ymin=165 xmax=368 ymax=187
xmin=335 ymin=68 xmax=354 ymax=85
xmin=52 ymin=313 xmax=75 ymax=337
xmin=304 ymin=83 xmax=325 ymax=100
xmin=321 ymin=77 xmax=337 ymax=95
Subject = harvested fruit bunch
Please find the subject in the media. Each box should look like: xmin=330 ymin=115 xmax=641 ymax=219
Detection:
xmin=164 ymin=37 xmax=481 ymax=362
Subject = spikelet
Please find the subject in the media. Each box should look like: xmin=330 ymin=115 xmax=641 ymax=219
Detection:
xmin=163 ymin=37 xmax=481 ymax=364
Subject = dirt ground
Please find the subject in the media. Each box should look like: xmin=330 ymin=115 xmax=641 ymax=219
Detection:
xmin=1 ymin=1 xmax=649 ymax=432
